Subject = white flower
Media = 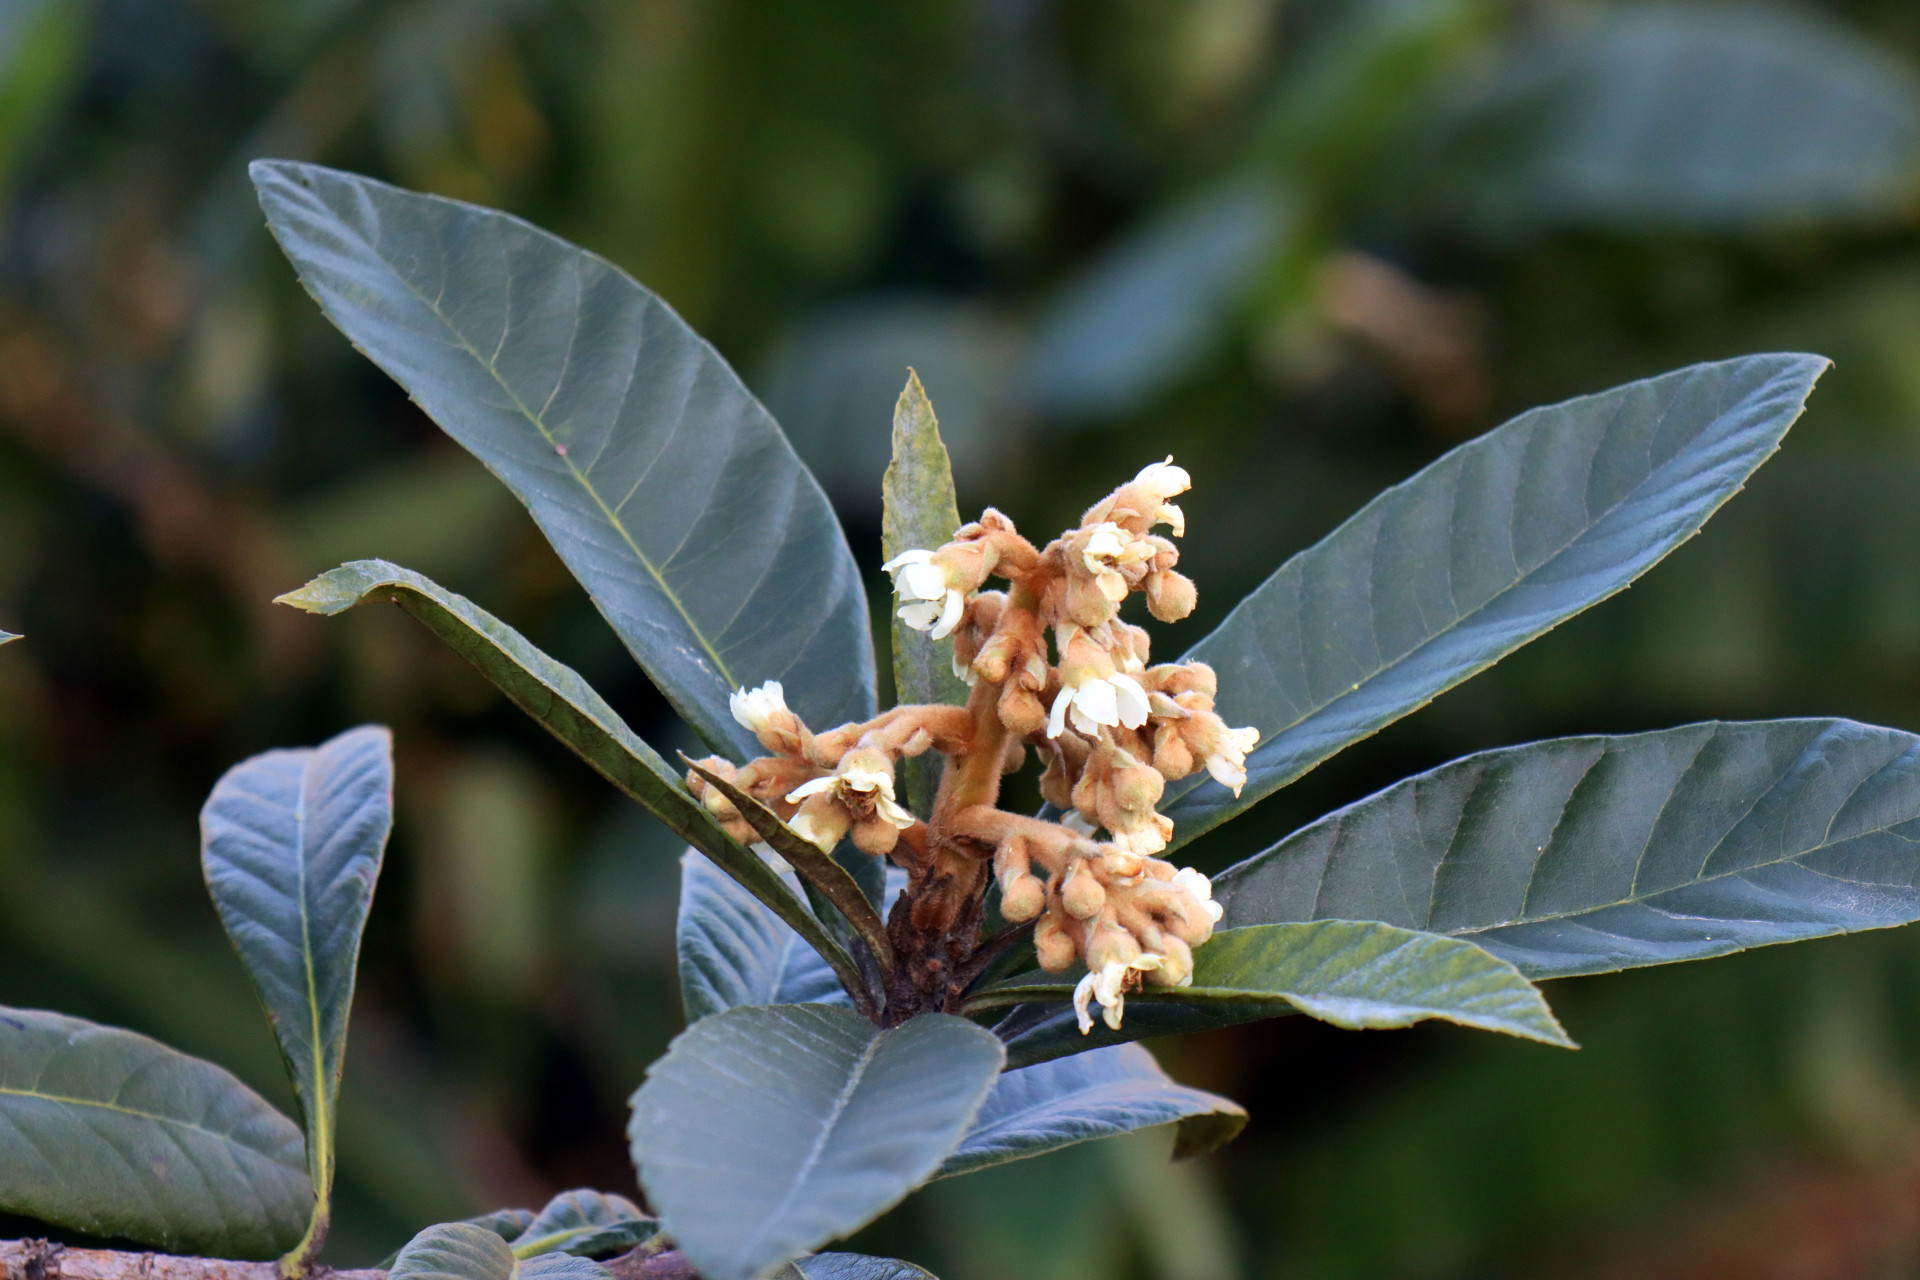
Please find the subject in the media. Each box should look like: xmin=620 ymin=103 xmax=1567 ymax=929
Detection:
xmin=785 ymin=765 xmax=917 ymax=849
xmin=1134 ymin=457 xmax=1192 ymax=500
xmin=1203 ymin=725 xmax=1261 ymax=796
xmin=1172 ymin=866 xmax=1226 ymax=926
xmin=1079 ymin=522 xmax=1153 ymax=603
xmin=729 ymin=681 xmax=788 ymax=734
xmin=1073 ymin=954 xmax=1162 ymax=1033
xmin=1046 ymin=672 xmax=1153 ymax=738
xmin=883 ymin=548 xmax=966 ymax=640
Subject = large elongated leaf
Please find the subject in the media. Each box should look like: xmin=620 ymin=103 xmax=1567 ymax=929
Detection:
xmin=1165 ymin=353 xmax=1827 ymax=846
xmin=511 ymin=1189 xmax=656 ymax=1259
xmin=630 ymin=1005 xmax=1004 ymax=1280
xmin=0 ymin=1006 xmax=312 ymax=1257
xmin=882 ymin=371 xmax=968 ymax=816
xmin=277 ymin=559 xmax=867 ymax=1009
xmin=1216 ymin=718 xmax=1920 ymax=981
xmin=200 ymin=724 xmax=393 ymax=1266
xmin=935 ymin=1044 xmax=1245 ymax=1177
xmin=252 ymin=160 xmax=875 ymax=757
xmin=678 ymin=850 xmax=850 ymax=1021
xmin=972 ymin=921 xmax=1571 ymax=1069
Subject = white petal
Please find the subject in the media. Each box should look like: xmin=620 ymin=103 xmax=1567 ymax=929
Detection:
xmin=1134 ymin=457 xmax=1191 ymax=497
xmin=929 ymin=589 xmax=965 ymax=640
xmin=1172 ymin=866 xmax=1214 ymax=902
xmin=1047 ymin=686 xmax=1073 ymax=739
xmin=1155 ymin=502 xmax=1185 ymax=537
xmin=876 ymin=794 xmax=918 ymax=829
xmin=1073 ymin=972 xmax=1098 ymax=1035
xmin=784 ymin=776 xmax=836 ymax=803
xmin=788 ymin=811 xmax=839 ymax=852
xmin=1095 ymin=569 xmax=1129 ymax=602
xmin=881 ymin=548 xmax=933 ymax=573
xmin=1073 ymin=678 xmax=1120 ymax=728
xmin=899 ymin=562 xmax=949 ymax=602
xmin=952 ymin=651 xmax=978 ymax=686
xmin=898 ymin=601 xmax=943 ymax=631
xmin=1205 ymin=751 xmax=1248 ymax=796
xmin=1231 ymin=726 xmax=1260 ymax=752
xmin=1110 ymin=673 xmax=1151 ymax=729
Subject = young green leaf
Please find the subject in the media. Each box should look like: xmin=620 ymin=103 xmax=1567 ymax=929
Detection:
xmin=389 ymin=1222 xmax=613 ymax=1280
xmin=511 ymin=1189 xmax=656 ymax=1259
xmin=200 ymin=725 xmax=394 ymax=1273
xmin=629 ymin=1005 xmax=1005 ymax=1280
xmin=780 ymin=1256 xmax=939 ymax=1280
xmin=251 ymin=160 xmax=875 ymax=759
xmin=972 ymin=921 xmax=1573 ymax=1067
xmin=881 ymin=370 xmax=968 ymax=816
xmin=678 ymin=850 xmax=851 ymax=1020
xmin=1215 ymin=717 xmax=1920 ymax=980
xmin=934 ymin=1043 xmax=1246 ymax=1178
xmin=376 ymin=1210 xmax=537 ymax=1269
xmin=1164 ymin=353 xmax=1828 ymax=847
xmin=684 ymin=757 xmax=891 ymax=981
xmin=276 ymin=559 xmax=869 ymax=1010
xmin=0 ymin=1006 xmax=313 ymax=1258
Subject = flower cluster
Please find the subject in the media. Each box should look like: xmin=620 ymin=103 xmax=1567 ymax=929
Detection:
xmin=686 ymin=457 xmax=1257 ymax=1032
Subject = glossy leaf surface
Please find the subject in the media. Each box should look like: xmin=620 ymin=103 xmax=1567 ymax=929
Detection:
xmin=935 ymin=1044 xmax=1245 ymax=1177
xmin=200 ymin=724 xmax=393 ymax=1260
xmin=0 ymin=1006 xmax=311 ymax=1257
xmin=974 ymin=921 xmax=1572 ymax=1068
xmin=1216 ymin=718 xmax=1920 ymax=980
xmin=630 ymin=1005 xmax=1004 ymax=1280
xmin=278 ymin=559 xmax=864 ymax=1003
xmin=511 ymin=1188 xmax=656 ymax=1258
xmin=678 ymin=850 xmax=849 ymax=1021
xmin=1166 ymin=354 xmax=1827 ymax=845
xmin=253 ymin=160 xmax=875 ymax=757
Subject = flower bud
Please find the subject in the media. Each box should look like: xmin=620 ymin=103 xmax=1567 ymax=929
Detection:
xmin=999 ymin=683 xmax=1047 ymax=736
xmin=851 ymin=814 xmax=902 ymax=856
xmin=1145 ymin=570 xmax=1197 ymax=623
xmin=1035 ymin=911 xmax=1079 ymax=971
xmin=1144 ymin=936 xmax=1194 ymax=987
xmin=1001 ymin=873 xmax=1047 ymax=922
xmin=1061 ymin=861 xmax=1107 ymax=919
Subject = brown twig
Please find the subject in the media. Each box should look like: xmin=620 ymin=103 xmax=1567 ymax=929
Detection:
xmin=0 ymin=1241 xmax=381 ymax=1280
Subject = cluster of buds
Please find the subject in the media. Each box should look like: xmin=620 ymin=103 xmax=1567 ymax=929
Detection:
xmin=687 ymin=456 xmax=1257 ymax=1031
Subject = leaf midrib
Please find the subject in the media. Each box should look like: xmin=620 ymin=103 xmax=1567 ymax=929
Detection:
xmin=732 ymin=1025 xmax=882 ymax=1266
xmin=0 ymin=1084 xmax=283 ymax=1154
xmin=302 ymin=183 xmax=736 ymax=691
xmin=1174 ymin=373 xmax=1772 ymax=809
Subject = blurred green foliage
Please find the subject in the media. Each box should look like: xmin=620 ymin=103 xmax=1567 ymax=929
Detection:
xmin=6 ymin=0 xmax=1920 ymax=1275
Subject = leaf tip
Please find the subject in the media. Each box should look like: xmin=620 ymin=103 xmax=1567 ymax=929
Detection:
xmin=274 ymin=567 xmax=371 ymax=615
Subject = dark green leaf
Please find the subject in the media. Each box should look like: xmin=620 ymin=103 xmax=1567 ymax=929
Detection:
xmin=629 ymin=1005 xmax=1005 ymax=1280
xmin=390 ymin=1223 xmax=616 ymax=1280
xmin=1404 ymin=6 xmax=1920 ymax=233
xmin=200 ymin=724 xmax=393 ymax=1265
xmin=684 ymin=757 xmax=890 ymax=979
xmin=882 ymin=371 xmax=968 ymax=816
xmin=276 ymin=559 xmax=867 ymax=1009
xmin=0 ymin=1006 xmax=312 ymax=1258
xmin=971 ymin=922 xmax=1573 ymax=1068
xmin=252 ymin=160 xmax=875 ymax=758
xmin=782 ymin=1255 xmax=938 ymax=1280
xmin=678 ymin=850 xmax=851 ymax=1021
xmin=1216 ymin=718 xmax=1920 ymax=981
xmin=1165 ymin=354 xmax=1828 ymax=847
xmin=935 ymin=1044 xmax=1245 ymax=1177
xmin=512 ymin=1188 xmax=656 ymax=1259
